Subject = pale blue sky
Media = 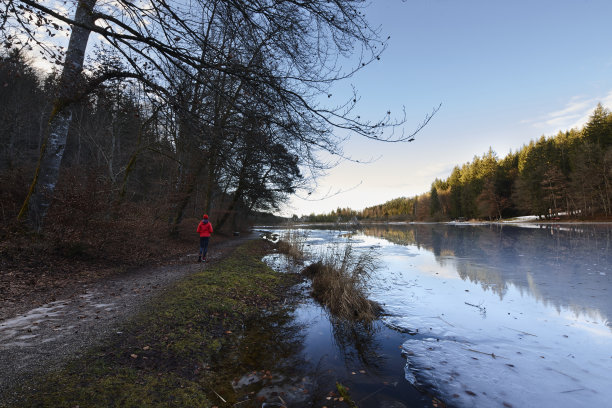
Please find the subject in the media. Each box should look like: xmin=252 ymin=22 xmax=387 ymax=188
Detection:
xmin=283 ymin=0 xmax=612 ymax=216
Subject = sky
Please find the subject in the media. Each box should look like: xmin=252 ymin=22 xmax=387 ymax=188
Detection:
xmin=281 ymin=0 xmax=612 ymax=217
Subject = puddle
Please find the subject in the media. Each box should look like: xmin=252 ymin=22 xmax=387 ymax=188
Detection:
xmin=257 ymin=244 xmax=436 ymax=407
xmin=223 ymin=287 xmax=434 ymax=407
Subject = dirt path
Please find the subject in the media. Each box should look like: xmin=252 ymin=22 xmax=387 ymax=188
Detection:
xmin=0 ymin=234 xmax=255 ymax=401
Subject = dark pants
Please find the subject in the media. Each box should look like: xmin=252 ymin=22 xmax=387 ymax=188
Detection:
xmin=199 ymin=236 xmax=210 ymax=257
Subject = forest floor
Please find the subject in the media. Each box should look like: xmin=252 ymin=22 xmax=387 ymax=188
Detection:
xmin=0 ymin=227 xmax=314 ymax=407
xmin=0 ymin=219 xmax=210 ymax=323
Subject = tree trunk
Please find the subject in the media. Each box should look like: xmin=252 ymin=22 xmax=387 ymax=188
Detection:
xmin=203 ymin=150 xmax=218 ymax=213
xmin=18 ymin=0 xmax=97 ymax=231
xmin=170 ymin=159 xmax=207 ymax=233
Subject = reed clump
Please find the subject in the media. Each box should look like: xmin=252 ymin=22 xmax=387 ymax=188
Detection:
xmin=303 ymin=245 xmax=382 ymax=323
xmin=276 ymin=228 xmax=307 ymax=260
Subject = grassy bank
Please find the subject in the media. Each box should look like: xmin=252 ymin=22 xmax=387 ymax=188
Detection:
xmin=8 ymin=239 xmax=301 ymax=407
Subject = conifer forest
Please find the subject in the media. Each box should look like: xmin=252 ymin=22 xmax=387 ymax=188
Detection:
xmin=310 ymin=105 xmax=612 ymax=222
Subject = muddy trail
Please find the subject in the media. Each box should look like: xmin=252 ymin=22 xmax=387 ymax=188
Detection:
xmin=0 ymin=234 xmax=254 ymax=401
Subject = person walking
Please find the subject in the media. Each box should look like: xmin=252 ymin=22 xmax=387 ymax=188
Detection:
xmin=197 ymin=214 xmax=213 ymax=262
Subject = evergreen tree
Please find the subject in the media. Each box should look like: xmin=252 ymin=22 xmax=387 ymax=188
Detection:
xmin=430 ymin=185 xmax=441 ymax=217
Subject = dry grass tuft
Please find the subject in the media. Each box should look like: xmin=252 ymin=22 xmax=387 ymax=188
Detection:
xmin=276 ymin=228 xmax=307 ymax=260
xmin=303 ymin=245 xmax=382 ymax=323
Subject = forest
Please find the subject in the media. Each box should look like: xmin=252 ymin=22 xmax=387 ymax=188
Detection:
xmin=309 ymin=105 xmax=612 ymax=222
xmin=0 ymin=48 xmax=303 ymax=236
xmin=0 ymin=0 xmax=436 ymax=244
xmin=0 ymin=0 xmax=448 ymax=278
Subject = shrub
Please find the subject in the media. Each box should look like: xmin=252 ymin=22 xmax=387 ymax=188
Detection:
xmin=276 ymin=228 xmax=307 ymax=260
xmin=303 ymin=244 xmax=382 ymax=323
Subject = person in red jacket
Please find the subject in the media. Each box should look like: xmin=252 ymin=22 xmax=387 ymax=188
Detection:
xmin=197 ymin=214 xmax=213 ymax=262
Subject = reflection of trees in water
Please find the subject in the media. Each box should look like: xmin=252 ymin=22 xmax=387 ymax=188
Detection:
xmin=361 ymin=223 xmax=612 ymax=324
xmin=455 ymin=262 xmax=509 ymax=299
xmin=237 ymin=306 xmax=306 ymax=369
xmin=329 ymin=316 xmax=387 ymax=375
xmin=361 ymin=225 xmax=417 ymax=248
xmin=224 ymin=305 xmax=315 ymax=405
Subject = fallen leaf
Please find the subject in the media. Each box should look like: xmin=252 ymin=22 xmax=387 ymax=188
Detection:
xmin=130 ymin=354 xmax=138 ymax=359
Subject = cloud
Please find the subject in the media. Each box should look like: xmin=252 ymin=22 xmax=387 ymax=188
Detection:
xmin=547 ymin=97 xmax=592 ymax=119
xmin=413 ymin=161 xmax=456 ymax=179
xmin=525 ymin=91 xmax=612 ymax=133
xmin=603 ymin=89 xmax=612 ymax=108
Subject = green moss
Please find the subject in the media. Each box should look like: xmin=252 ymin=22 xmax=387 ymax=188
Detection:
xmin=336 ymin=382 xmax=358 ymax=408
xmin=11 ymin=240 xmax=301 ymax=407
xmin=33 ymin=368 xmax=209 ymax=407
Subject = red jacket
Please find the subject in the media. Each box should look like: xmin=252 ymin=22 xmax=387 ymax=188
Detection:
xmin=197 ymin=220 xmax=213 ymax=237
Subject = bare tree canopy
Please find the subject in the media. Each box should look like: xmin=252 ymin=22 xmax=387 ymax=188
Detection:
xmin=1 ymin=0 xmax=437 ymax=230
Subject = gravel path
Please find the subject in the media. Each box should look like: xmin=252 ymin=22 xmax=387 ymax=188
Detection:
xmin=0 ymin=234 xmax=254 ymax=403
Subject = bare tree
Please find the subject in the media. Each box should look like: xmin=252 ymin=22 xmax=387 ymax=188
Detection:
xmin=3 ymin=0 xmax=437 ymax=230
xmin=10 ymin=0 xmax=96 ymax=229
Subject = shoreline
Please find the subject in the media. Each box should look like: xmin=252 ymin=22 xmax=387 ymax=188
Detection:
xmin=2 ymin=237 xmax=439 ymax=408
xmin=1 ymin=237 xmax=298 ymax=406
xmin=255 ymin=219 xmax=612 ymax=230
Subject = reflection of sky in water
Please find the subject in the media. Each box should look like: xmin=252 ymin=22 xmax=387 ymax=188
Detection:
xmin=273 ymin=224 xmax=612 ymax=408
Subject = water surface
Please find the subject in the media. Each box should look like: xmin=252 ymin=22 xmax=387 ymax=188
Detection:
xmin=264 ymin=223 xmax=611 ymax=407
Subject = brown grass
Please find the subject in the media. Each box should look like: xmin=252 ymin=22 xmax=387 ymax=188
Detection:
xmin=276 ymin=228 xmax=307 ymax=260
xmin=303 ymin=244 xmax=382 ymax=323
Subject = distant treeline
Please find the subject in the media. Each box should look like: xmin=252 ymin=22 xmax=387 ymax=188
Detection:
xmin=308 ymin=105 xmax=612 ymax=222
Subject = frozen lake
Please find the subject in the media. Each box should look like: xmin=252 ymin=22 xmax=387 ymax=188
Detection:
xmin=267 ymin=223 xmax=612 ymax=407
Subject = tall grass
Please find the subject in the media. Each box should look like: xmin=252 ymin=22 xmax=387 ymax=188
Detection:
xmin=303 ymin=244 xmax=382 ymax=323
xmin=276 ymin=227 xmax=308 ymax=260
xmin=274 ymin=228 xmax=382 ymax=323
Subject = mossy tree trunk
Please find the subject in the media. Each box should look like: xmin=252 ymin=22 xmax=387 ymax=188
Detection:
xmin=18 ymin=0 xmax=96 ymax=231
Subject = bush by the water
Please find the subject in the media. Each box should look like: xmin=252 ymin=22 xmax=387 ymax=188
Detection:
xmin=276 ymin=227 xmax=308 ymax=260
xmin=303 ymin=244 xmax=382 ymax=323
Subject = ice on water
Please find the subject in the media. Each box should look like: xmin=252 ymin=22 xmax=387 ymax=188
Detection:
xmin=259 ymin=224 xmax=611 ymax=407
xmin=365 ymin=224 xmax=612 ymax=408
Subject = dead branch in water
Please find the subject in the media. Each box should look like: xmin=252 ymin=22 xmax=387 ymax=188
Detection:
xmin=464 ymin=348 xmax=506 ymax=359
xmin=503 ymin=326 xmax=537 ymax=337
xmin=464 ymin=301 xmax=486 ymax=315
xmin=434 ymin=315 xmax=455 ymax=327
